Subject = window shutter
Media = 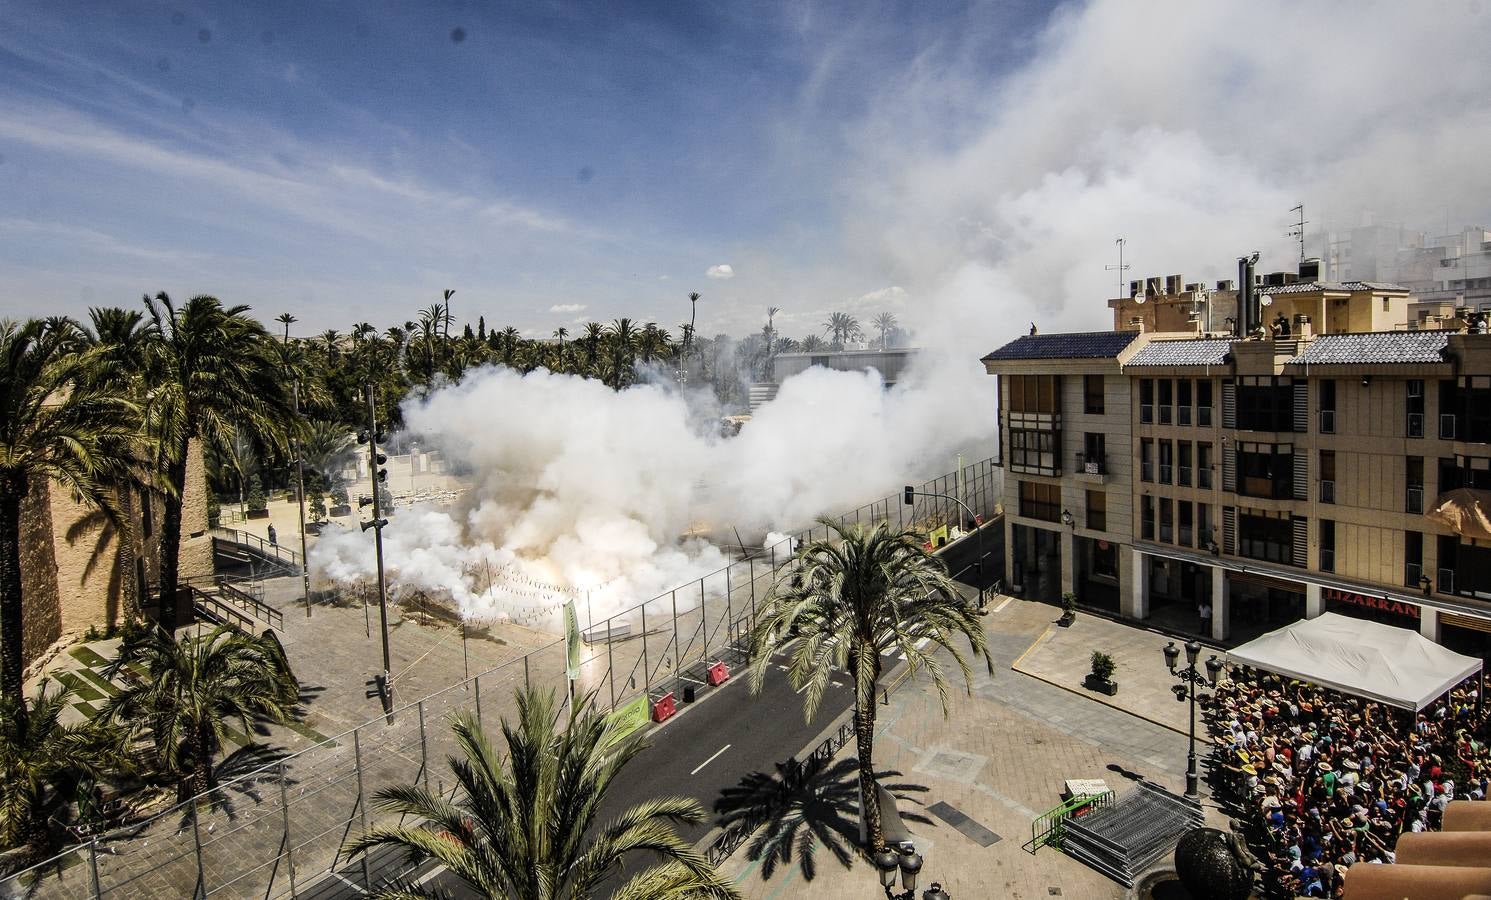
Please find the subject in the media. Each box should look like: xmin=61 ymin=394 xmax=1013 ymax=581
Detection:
xmin=1293 ymin=381 xmax=1309 ymax=433
xmin=1223 ymin=446 xmax=1237 ymax=492
xmin=1222 ymin=379 xmax=1237 ymax=429
xmin=1291 ymin=517 xmax=1308 ymax=568
xmin=1292 ymin=451 xmax=1308 ymax=500
xmin=1222 ymin=506 xmax=1237 ymax=556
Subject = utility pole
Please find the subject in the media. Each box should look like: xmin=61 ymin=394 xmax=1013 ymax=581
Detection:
xmin=1105 ymin=237 xmax=1130 ymax=299
xmin=360 ymin=385 xmax=394 ymax=721
xmin=293 ymin=382 xmax=311 ymax=618
xmin=1287 ymin=204 xmax=1308 ymax=263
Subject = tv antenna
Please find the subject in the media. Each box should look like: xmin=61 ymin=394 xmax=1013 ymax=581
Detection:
xmin=1105 ymin=237 xmax=1130 ymax=299
xmin=1286 ymin=204 xmax=1308 ymax=263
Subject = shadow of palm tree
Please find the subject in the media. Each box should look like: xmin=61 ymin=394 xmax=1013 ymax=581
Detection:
xmin=713 ymin=754 xmax=930 ymax=882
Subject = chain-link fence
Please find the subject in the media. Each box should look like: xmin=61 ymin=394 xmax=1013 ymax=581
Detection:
xmin=1 ymin=458 xmax=999 ymax=899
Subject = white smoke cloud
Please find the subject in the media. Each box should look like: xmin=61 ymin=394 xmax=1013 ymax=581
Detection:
xmin=706 ymin=264 xmax=735 ymax=280
xmin=549 ymin=303 xmax=586 ymax=313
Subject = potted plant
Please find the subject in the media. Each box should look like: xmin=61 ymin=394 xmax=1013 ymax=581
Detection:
xmin=246 ymin=474 xmax=271 ymax=520
xmin=1086 ymin=651 xmax=1118 ymax=695
xmin=329 ymin=482 xmax=351 ymax=518
xmin=1058 ymin=592 xmax=1077 ymax=627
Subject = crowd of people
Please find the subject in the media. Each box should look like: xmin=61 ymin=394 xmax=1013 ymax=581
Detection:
xmin=1210 ymin=667 xmax=1489 ymax=898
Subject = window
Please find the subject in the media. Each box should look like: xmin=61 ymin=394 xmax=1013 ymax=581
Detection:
xmin=1197 ymin=380 xmax=1213 ymax=427
xmin=1407 ymin=456 xmax=1424 ymax=514
xmin=1197 ymin=442 xmax=1213 ymax=489
xmin=1440 ymin=456 xmax=1459 ymax=493
xmin=1086 ymin=490 xmax=1106 ymax=531
xmin=1141 ymin=495 xmax=1155 ymax=540
xmin=1159 ymin=498 xmax=1174 ymax=543
xmin=1178 ymin=380 xmax=1193 ymax=426
xmin=138 ymin=487 xmax=154 ymax=538
xmin=1158 ymin=440 xmax=1174 ymax=484
xmin=1081 ymin=432 xmax=1106 ymax=474
xmin=1319 ymin=450 xmax=1336 ymax=504
xmin=1406 ymin=531 xmax=1423 ymax=588
xmin=1320 ymin=519 xmax=1336 ymax=573
xmin=1179 ymin=501 xmax=1193 ymax=548
xmin=1009 ymin=429 xmax=1060 ymax=476
xmin=1441 ymin=380 xmax=1459 ymax=439
xmin=1236 ymin=376 xmax=1295 ymax=432
xmin=1140 ymin=438 xmax=1154 ymax=482
xmin=1198 ymin=503 xmax=1212 ymax=547
xmin=1319 ymin=379 xmax=1336 ymax=433
xmin=1158 ymin=379 xmax=1173 ymax=425
xmin=1084 ymin=374 xmax=1104 ymax=415
xmin=1461 ymin=376 xmax=1491 ymax=444
xmin=1238 ymin=442 xmax=1294 ymax=499
xmin=1140 ymin=379 xmax=1154 ymax=424
xmin=1407 ymin=380 xmax=1425 ymax=438
xmin=1239 ymin=513 xmax=1294 ymax=565
xmin=1019 ymin=481 xmax=1061 ymax=522
xmin=1178 ymin=441 xmax=1193 ymax=487
xmin=1006 ymin=374 xmax=1061 ymax=414
xmin=1383 ymin=297 xmax=1390 ymax=312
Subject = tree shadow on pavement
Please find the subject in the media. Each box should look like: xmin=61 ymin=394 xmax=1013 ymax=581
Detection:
xmin=713 ymin=754 xmax=930 ymax=882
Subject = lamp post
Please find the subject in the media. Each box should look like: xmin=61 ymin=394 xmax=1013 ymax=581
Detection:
xmin=874 ymin=846 xmax=949 ymax=899
xmin=904 ymin=486 xmax=987 ymax=608
xmin=361 ymin=385 xmax=394 ymax=722
xmin=1164 ymin=640 xmax=1224 ymax=799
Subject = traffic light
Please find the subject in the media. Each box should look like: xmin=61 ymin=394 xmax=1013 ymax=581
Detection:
xmin=904 ymin=485 xmax=916 ymax=506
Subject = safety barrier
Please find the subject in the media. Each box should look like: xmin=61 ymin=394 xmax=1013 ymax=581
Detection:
xmin=1024 ymin=790 xmax=1116 ymax=853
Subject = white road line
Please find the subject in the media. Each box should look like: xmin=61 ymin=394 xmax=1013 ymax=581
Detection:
xmin=691 ymin=744 xmax=732 ymax=775
xmin=993 ymin=596 xmax=1014 ymax=613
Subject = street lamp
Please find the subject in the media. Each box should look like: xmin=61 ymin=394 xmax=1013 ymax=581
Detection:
xmin=1163 ymin=640 xmax=1224 ymax=798
xmin=875 ymin=846 xmax=947 ymax=899
xmin=1060 ymin=508 xmax=1074 ymax=528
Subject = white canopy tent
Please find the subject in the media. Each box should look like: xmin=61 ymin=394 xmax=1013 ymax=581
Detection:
xmin=1226 ymin=612 xmax=1483 ymax=712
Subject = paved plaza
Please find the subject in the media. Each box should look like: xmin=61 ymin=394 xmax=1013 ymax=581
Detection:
xmin=714 ymin=596 xmax=1231 ymax=900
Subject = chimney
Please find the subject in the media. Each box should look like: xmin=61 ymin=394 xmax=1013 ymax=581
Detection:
xmin=1129 ymin=316 xmax=1146 ymax=333
xmin=1294 ymin=314 xmax=1313 ymax=339
xmin=1237 ymin=252 xmax=1261 ymax=337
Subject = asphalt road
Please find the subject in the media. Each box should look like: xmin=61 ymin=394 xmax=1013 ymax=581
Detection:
xmin=304 ymin=524 xmax=1001 ymax=898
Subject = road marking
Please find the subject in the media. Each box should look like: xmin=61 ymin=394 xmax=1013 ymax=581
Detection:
xmin=690 ymin=743 xmax=732 ymax=775
xmin=993 ymin=596 xmax=1014 ymax=613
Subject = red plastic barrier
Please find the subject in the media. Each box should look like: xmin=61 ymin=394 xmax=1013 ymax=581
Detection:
xmin=707 ymin=661 xmax=730 ymax=686
xmin=652 ymin=692 xmax=676 ymax=723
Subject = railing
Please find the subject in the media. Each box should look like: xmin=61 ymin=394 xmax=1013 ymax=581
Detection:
xmin=217 ymin=578 xmax=285 ymax=631
xmin=211 ymin=527 xmax=301 ymax=568
xmin=3 ymin=458 xmax=1001 ymax=900
xmin=1075 ymin=453 xmax=1106 ymax=476
xmin=1024 ymin=790 xmax=1116 ymax=853
xmin=1198 ymin=467 xmax=1212 ymax=489
xmin=189 ymin=586 xmax=257 ymax=633
xmin=1320 ymin=480 xmax=1335 ymax=504
xmin=1319 ymin=409 xmax=1335 ymax=434
xmin=1407 ymin=487 xmax=1424 ymax=515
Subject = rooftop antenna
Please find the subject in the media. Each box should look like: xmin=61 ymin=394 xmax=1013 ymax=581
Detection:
xmin=1287 ymin=204 xmax=1308 ymax=263
xmin=1105 ymin=237 xmax=1130 ymax=299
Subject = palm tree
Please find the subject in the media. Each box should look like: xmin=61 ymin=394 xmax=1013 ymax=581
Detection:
xmin=580 ymin=321 xmax=605 ymax=373
xmin=872 ymin=312 xmax=897 ymax=350
xmin=0 ymin=319 xmax=138 ymax=699
xmin=0 ymin=680 xmax=132 ymax=854
xmin=344 ymin=687 xmax=740 ymax=900
xmin=607 ymin=318 xmax=637 ymax=388
xmin=103 ymin=625 xmax=300 ymax=800
xmin=798 ymin=335 xmax=825 ymax=352
xmin=552 ymin=326 xmax=569 ymax=369
xmin=748 ymin=519 xmax=991 ymax=853
xmin=821 ymin=313 xmax=861 ymax=349
xmin=141 ymin=293 xmax=298 ymax=633
xmin=275 ymin=313 xmax=296 ymax=344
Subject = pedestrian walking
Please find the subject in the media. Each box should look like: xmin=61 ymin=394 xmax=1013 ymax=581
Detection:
xmin=1199 ymin=599 xmax=1212 ymax=636
xmin=267 ymin=523 xmax=278 ymax=547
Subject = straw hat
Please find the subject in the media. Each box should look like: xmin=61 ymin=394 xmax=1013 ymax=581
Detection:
xmin=1242 ymin=764 xmax=1258 ymax=775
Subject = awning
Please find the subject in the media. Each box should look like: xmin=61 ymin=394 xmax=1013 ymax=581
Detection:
xmin=1226 ymin=612 xmax=1482 ymax=711
xmin=1426 ymin=488 xmax=1491 ymax=542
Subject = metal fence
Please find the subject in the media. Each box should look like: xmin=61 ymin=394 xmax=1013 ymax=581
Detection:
xmin=2 ymin=458 xmax=999 ymax=899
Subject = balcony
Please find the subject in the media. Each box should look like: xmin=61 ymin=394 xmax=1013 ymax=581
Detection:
xmin=1407 ymin=487 xmax=1423 ymax=514
xmin=1074 ymin=452 xmax=1108 ymax=484
xmin=1320 ymin=480 xmax=1335 ymax=504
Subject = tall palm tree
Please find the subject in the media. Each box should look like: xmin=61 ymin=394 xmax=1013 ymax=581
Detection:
xmin=141 ymin=293 xmax=298 ymax=633
xmin=103 ymin=625 xmax=300 ymax=800
xmin=275 ymin=313 xmax=296 ymax=344
xmin=872 ymin=312 xmax=897 ymax=350
xmin=344 ymin=687 xmax=740 ymax=900
xmin=821 ymin=313 xmax=861 ymax=349
xmin=0 ymin=680 xmax=132 ymax=854
xmin=551 ymin=326 xmax=569 ymax=370
xmin=748 ymin=519 xmax=991 ymax=853
xmin=798 ymin=335 xmax=825 ymax=352
xmin=0 ymin=319 xmax=138 ymax=699
xmin=607 ymin=318 xmax=637 ymax=388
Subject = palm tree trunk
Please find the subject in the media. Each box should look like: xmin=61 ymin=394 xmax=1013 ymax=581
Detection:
xmin=0 ymin=477 xmax=28 ymax=702
xmin=158 ymin=446 xmax=189 ymax=633
xmin=852 ymin=657 xmax=884 ymax=851
xmin=116 ymin=484 xmax=140 ymax=622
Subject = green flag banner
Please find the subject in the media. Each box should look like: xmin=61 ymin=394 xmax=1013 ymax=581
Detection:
xmin=603 ymin=694 xmax=651 ymax=748
xmin=565 ymin=599 xmax=581 ymax=682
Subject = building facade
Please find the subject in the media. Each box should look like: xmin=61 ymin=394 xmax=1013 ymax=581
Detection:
xmin=985 ymin=267 xmax=1491 ymax=660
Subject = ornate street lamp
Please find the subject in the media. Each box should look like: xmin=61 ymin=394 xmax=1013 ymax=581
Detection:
xmin=1164 ymin=640 xmax=1224 ymax=798
xmin=875 ymin=846 xmax=946 ymax=899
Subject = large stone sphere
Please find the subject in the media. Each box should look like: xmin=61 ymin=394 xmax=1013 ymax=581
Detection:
xmin=1173 ymin=827 xmax=1253 ymax=900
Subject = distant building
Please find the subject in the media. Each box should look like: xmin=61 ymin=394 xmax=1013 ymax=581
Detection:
xmin=985 ymin=252 xmax=1491 ymax=661
xmin=1318 ymin=223 xmax=1491 ymax=324
xmin=19 ymin=442 xmax=212 ymax=676
xmin=750 ymin=347 xmax=920 ymax=410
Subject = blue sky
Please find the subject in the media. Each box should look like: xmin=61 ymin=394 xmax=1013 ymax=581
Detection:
xmin=0 ymin=0 xmax=1048 ymax=336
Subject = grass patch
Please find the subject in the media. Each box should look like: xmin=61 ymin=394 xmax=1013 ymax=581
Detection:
xmin=54 ymin=671 xmax=104 ymax=703
xmin=69 ymin=645 xmax=110 ymax=668
xmin=71 ymin=701 xmax=101 ymax=719
xmin=74 ymin=667 xmax=121 ymax=697
xmin=282 ymin=719 xmax=337 ymax=746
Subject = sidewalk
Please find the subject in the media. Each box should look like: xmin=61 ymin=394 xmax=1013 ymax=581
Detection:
xmin=715 ymin=596 xmax=1231 ymax=899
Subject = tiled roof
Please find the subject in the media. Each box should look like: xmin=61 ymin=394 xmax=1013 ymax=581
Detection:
xmin=982 ymin=331 xmax=1139 ymax=361
xmin=1289 ymin=331 xmax=1451 ymax=365
xmin=1123 ymin=338 xmax=1234 ymax=367
xmin=1259 ymin=280 xmax=1410 ymax=295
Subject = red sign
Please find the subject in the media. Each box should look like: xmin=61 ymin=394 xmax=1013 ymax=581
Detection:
xmin=1324 ymin=588 xmax=1420 ymax=620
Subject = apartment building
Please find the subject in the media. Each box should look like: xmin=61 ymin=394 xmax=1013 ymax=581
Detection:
xmin=984 ymin=262 xmax=1491 ymax=660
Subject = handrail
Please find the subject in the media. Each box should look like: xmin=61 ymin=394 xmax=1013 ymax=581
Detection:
xmin=217 ymin=578 xmax=285 ymax=631
xmin=1024 ymin=790 xmax=1115 ymax=853
xmin=211 ymin=527 xmax=301 ymax=565
xmin=189 ymin=586 xmax=256 ymax=633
